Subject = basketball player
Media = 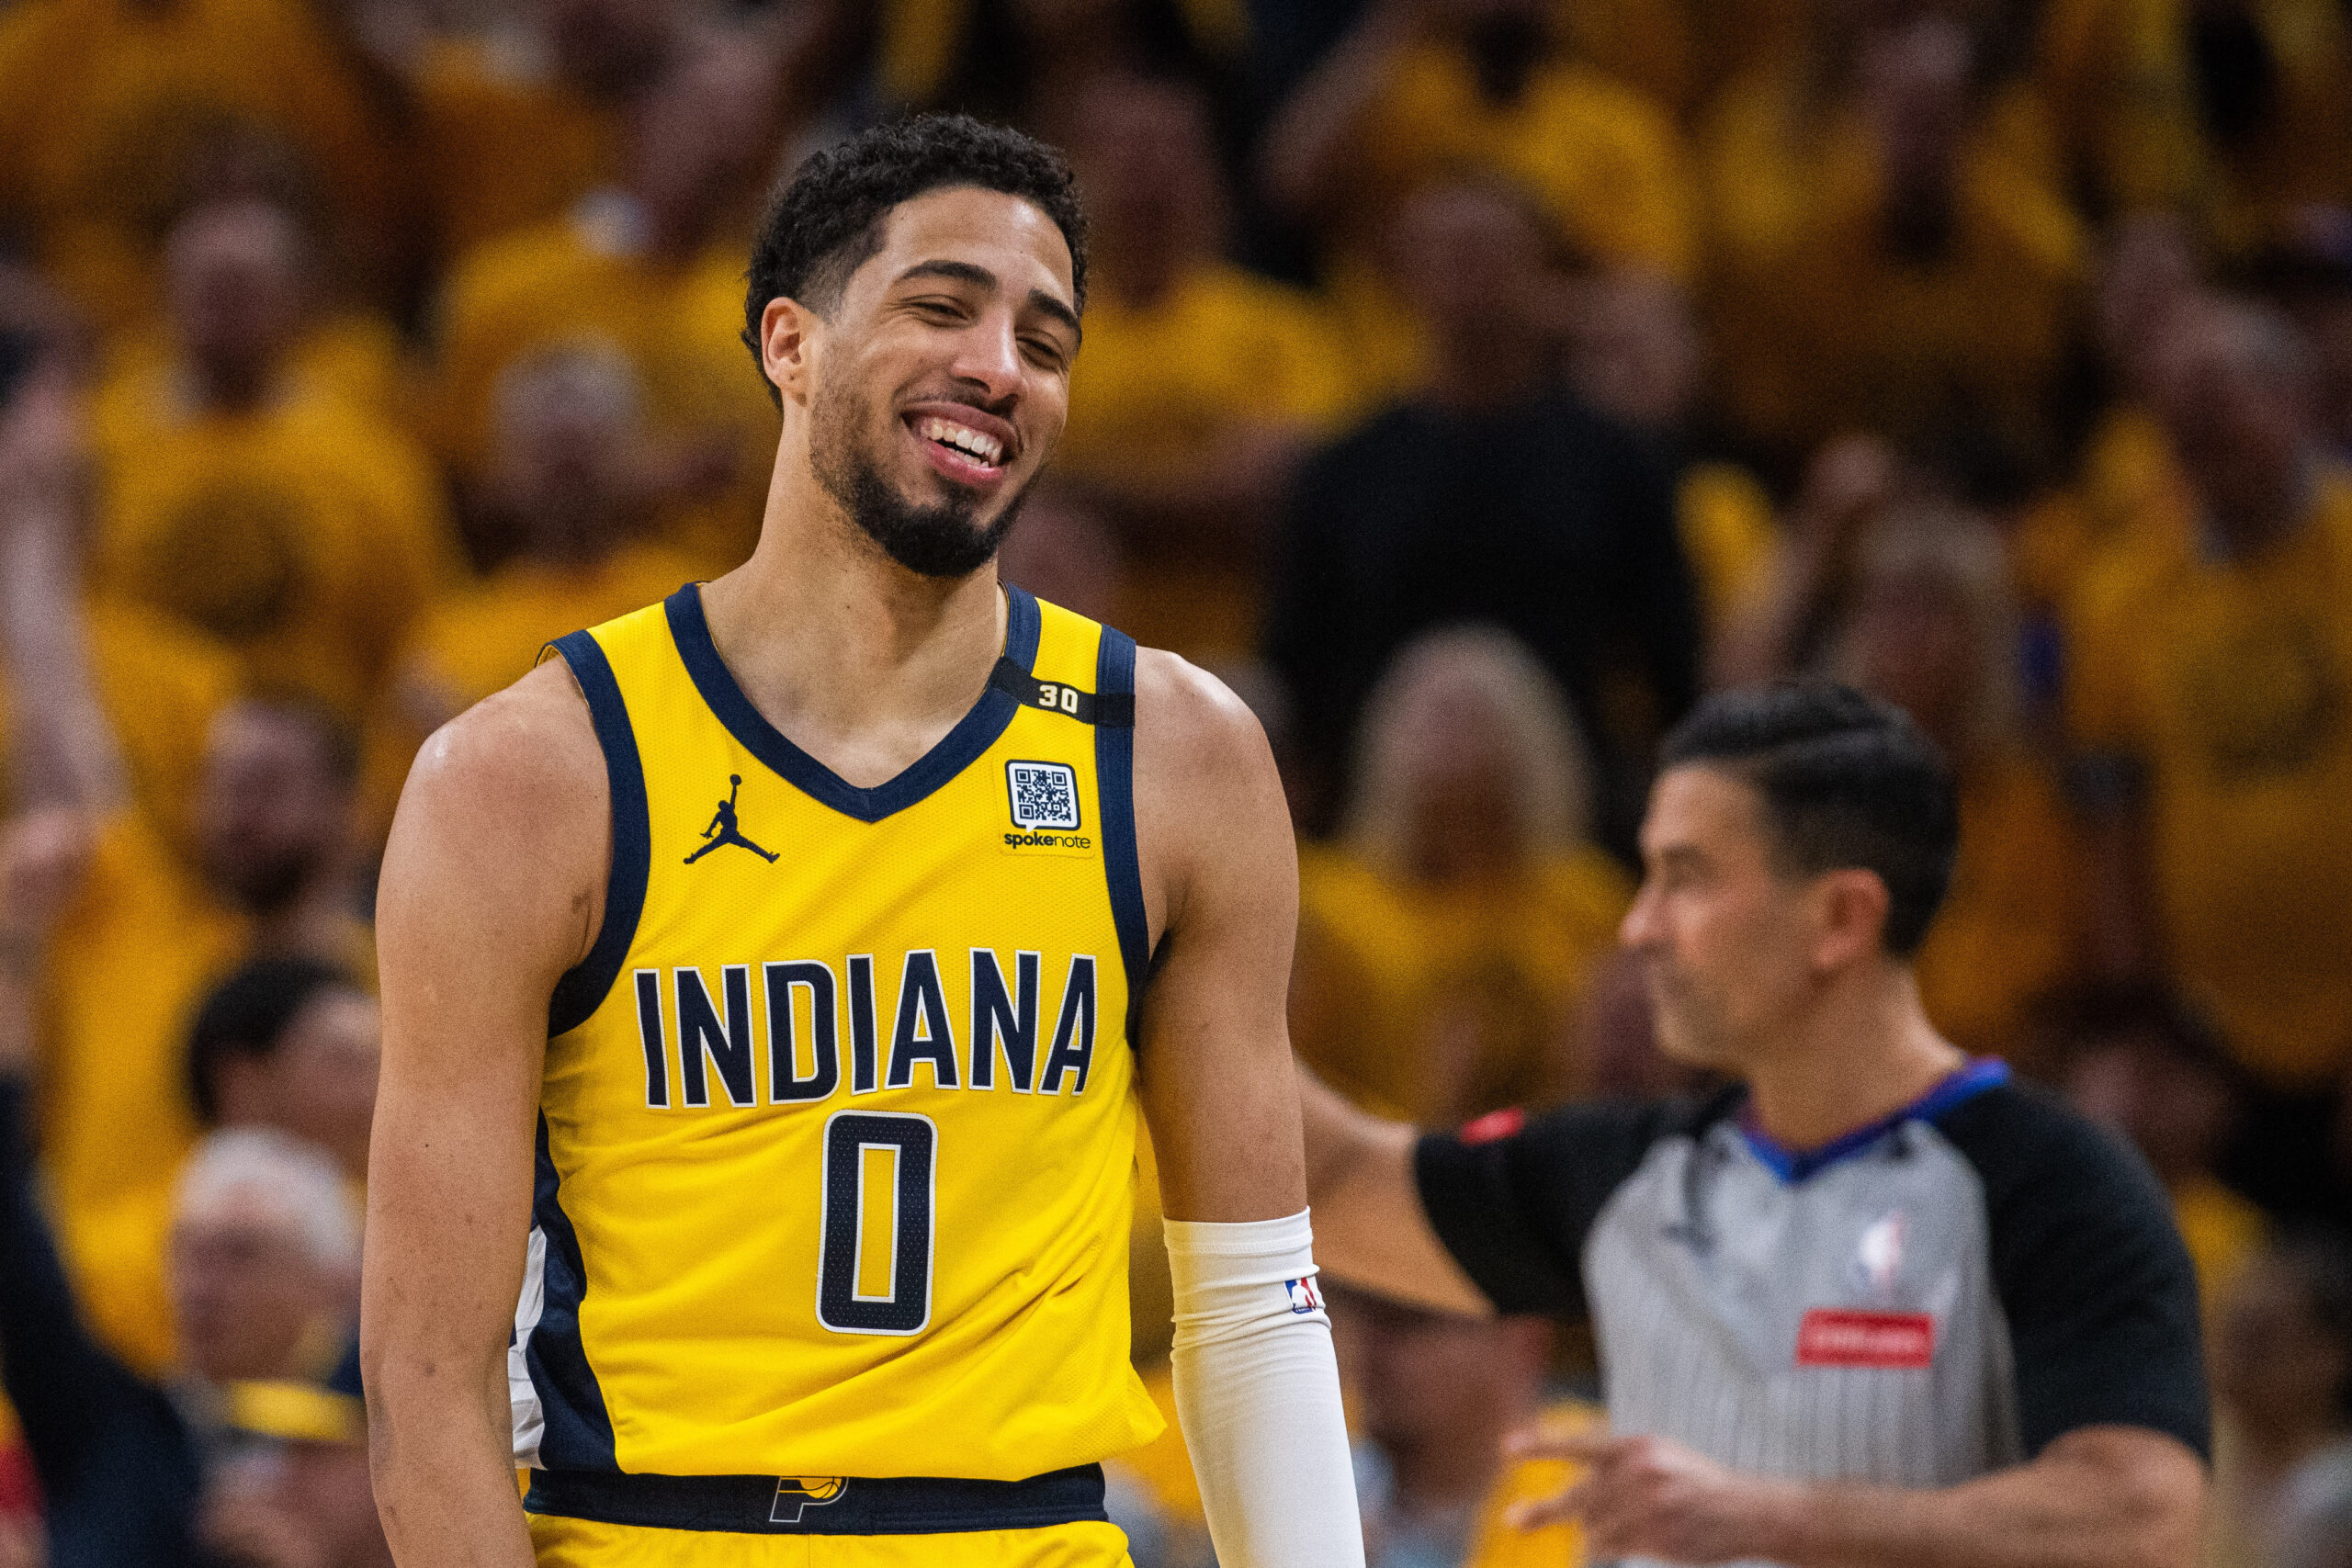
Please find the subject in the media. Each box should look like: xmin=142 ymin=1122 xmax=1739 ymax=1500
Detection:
xmin=362 ymin=117 xmax=1362 ymax=1568
xmin=1303 ymin=682 xmax=2209 ymax=1567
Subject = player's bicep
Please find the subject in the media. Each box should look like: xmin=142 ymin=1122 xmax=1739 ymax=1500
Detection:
xmin=365 ymin=673 xmax=606 ymax=1392
xmin=1130 ymin=651 xmax=1306 ymax=1224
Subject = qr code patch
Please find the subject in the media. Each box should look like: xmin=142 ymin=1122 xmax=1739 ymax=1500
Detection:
xmin=1007 ymin=761 xmax=1080 ymax=830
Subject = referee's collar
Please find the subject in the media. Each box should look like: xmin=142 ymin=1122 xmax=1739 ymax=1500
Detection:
xmin=1737 ymin=1057 xmax=2011 ymax=1184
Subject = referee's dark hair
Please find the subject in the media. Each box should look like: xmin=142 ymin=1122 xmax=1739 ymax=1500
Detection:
xmin=1660 ymin=681 xmax=1960 ymax=958
xmin=186 ymin=956 xmax=359 ymax=1124
xmin=741 ymin=114 xmax=1090 ymax=406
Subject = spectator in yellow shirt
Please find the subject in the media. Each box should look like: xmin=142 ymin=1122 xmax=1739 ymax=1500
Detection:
xmin=1293 ymin=626 xmax=1632 ymax=1127
xmin=0 ymin=0 xmax=417 ymax=331
xmin=429 ymin=32 xmax=787 ymax=577
xmin=380 ymin=344 xmax=696 ymax=799
xmin=1699 ymin=10 xmax=2088 ymax=471
xmin=1329 ymin=1281 xmax=1590 ymax=1568
xmin=1053 ymin=72 xmax=1352 ymax=662
xmin=2067 ymin=294 xmax=2352 ymax=1217
xmin=89 ymin=197 xmax=457 ymax=726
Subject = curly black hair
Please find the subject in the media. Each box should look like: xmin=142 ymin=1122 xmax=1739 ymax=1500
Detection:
xmin=741 ymin=113 xmax=1088 ymax=400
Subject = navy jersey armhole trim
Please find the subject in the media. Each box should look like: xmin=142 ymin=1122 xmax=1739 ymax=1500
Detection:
xmin=526 ymin=1112 xmax=619 ymax=1469
xmin=1093 ymin=626 xmax=1150 ymax=1046
xmin=547 ymin=630 xmax=651 ymax=1039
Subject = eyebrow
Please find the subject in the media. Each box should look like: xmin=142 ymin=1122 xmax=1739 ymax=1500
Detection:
xmin=893 ymin=259 xmax=1082 ymax=343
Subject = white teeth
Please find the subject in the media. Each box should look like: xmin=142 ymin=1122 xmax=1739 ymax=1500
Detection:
xmin=917 ymin=416 xmax=1002 ymax=466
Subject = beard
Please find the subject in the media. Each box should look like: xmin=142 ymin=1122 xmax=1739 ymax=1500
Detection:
xmin=808 ymin=371 xmax=1029 ymax=579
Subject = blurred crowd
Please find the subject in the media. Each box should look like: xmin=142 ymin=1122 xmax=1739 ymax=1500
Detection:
xmin=0 ymin=0 xmax=2350 ymax=1562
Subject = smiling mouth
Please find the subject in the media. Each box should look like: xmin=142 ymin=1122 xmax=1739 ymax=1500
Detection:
xmin=909 ymin=412 xmax=1006 ymax=469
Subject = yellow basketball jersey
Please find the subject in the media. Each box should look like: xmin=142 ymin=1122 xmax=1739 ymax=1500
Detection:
xmin=514 ymin=582 xmax=1162 ymax=1492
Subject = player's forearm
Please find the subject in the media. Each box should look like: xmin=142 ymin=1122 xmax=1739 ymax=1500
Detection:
xmin=1751 ymin=1430 xmax=2202 ymax=1568
xmin=366 ymin=1352 xmax=537 ymax=1568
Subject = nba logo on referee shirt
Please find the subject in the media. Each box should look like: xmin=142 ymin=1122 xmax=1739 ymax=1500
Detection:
xmin=1007 ymin=761 xmax=1080 ymax=830
xmin=1851 ymin=1211 xmax=1905 ymax=1297
xmin=1285 ymin=1278 xmax=1322 ymax=1314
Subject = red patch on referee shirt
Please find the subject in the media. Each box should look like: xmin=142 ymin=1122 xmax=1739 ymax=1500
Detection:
xmin=1795 ymin=1310 xmax=1936 ymax=1369
xmin=1458 ymin=1107 xmax=1525 ymax=1145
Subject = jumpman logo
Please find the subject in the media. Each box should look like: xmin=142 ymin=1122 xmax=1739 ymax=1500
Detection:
xmin=684 ymin=774 xmax=780 ymax=864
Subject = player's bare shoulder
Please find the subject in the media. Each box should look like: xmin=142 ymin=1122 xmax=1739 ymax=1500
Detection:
xmin=1129 ymin=645 xmax=1295 ymax=942
xmin=379 ymin=657 xmax=611 ymax=983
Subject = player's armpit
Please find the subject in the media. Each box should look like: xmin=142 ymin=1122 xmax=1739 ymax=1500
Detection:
xmin=1128 ymin=648 xmax=1306 ymax=1223
xmin=364 ymin=661 xmax=608 ymax=1568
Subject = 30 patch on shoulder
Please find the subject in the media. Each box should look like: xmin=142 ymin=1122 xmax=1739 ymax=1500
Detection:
xmin=1007 ymin=761 xmax=1080 ymax=830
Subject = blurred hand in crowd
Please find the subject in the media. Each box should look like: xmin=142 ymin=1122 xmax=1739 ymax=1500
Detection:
xmin=201 ymin=1438 xmax=391 ymax=1568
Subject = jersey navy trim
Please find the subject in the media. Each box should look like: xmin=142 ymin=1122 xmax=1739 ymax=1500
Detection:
xmin=1740 ymin=1057 xmax=2012 ymax=1184
xmin=525 ymin=1462 xmax=1108 ymax=1535
xmin=524 ymin=1113 xmax=618 ymax=1471
xmin=1093 ymin=626 xmax=1150 ymax=1046
xmin=663 ymin=582 xmax=1044 ymax=825
xmin=547 ymin=630 xmax=651 ymax=1039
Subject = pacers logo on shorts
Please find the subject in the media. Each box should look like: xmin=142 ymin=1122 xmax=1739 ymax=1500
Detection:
xmin=1004 ymin=761 xmax=1091 ymax=853
xmin=770 ymin=1476 xmax=846 ymax=1524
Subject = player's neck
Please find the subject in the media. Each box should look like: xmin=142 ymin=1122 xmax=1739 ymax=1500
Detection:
xmin=1740 ymin=969 xmax=1965 ymax=1153
xmin=697 ymin=485 xmax=1010 ymax=787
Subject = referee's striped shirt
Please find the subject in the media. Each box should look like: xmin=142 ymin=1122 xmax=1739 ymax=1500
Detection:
xmin=1415 ymin=1059 xmax=2209 ymax=1568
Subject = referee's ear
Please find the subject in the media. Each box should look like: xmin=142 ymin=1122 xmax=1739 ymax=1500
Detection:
xmin=1808 ymin=866 xmax=1894 ymax=974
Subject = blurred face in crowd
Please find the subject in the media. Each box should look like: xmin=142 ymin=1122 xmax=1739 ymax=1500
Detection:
xmin=1066 ymin=76 xmax=1221 ymax=299
xmin=1844 ymin=565 xmax=1975 ymax=756
xmin=211 ymin=988 xmax=382 ymax=1180
xmin=164 ymin=198 xmax=306 ymax=406
xmin=491 ymin=350 xmax=644 ymax=562
xmin=1621 ymin=768 xmax=1835 ymax=1070
xmin=2097 ymin=213 xmax=2198 ymax=397
xmin=1857 ymin=15 xmax=1973 ymax=202
xmin=2152 ymin=300 xmax=2315 ymax=540
xmin=1329 ymin=1288 xmax=1548 ymax=1473
xmin=629 ymin=41 xmax=781 ymax=239
xmin=1387 ymin=183 xmax=1560 ymax=359
xmin=2059 ymin=1032 xmax=2240 ymax=1183
xmin=1567 ymin=269 xmax=1703 ymax=433
xmin=1381 ymin=654 xmax=1528 ymax=883
xmin=204 ymin=1439 xmax=391 ymax=1568
xmin=194 ymin=703 xmax=352 ymax=916
xmin=794 ymin=186 xmax=1079 ymax=578
xmin=538 ymin=0 xmax=676 ymax=100
xmin=171 ymin=1179 xmax=352 ymax=1382
xmin=2212 ymin=1247 xmax=2352 ymax=1448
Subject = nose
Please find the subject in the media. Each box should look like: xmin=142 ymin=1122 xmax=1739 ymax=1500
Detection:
xmin=948 ymin=308 xmax=1024 ymax=409
xmin=1619 ymin=878 xmax=1662 ymax=951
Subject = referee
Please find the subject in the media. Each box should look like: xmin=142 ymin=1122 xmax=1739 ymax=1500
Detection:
xmin=1303 ymin=682 xmax=2207 ymax=1567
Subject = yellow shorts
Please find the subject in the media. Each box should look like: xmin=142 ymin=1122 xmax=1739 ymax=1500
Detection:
xmin=528 ymin=1515 xmax=1133 ymax=1566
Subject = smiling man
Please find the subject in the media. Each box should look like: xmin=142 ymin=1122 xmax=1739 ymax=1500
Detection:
xmin=1302 ymin=682 xmax=2210 ymax=1568
xmin=364 ymin=116 xmax=1361 ymax=1568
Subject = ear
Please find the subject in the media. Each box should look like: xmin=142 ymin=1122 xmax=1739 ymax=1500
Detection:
xmin=1807 ymin=867 xmax=1892 ymax=975
xmin=760 ymin=296 xmax=821 ymax=406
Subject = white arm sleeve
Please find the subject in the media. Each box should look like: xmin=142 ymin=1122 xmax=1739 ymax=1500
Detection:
xmin=1163 ymin=1209 xmax=1365 ymax=1568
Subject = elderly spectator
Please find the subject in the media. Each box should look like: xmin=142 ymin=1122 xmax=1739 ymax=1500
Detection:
xmin=2067 ymin=295 xmax=2352 ymax=1217
xmin=84 ymin=196 xmax=456 ymax=725
xmin=1290 ymin=626 xmax=1631 ymax=1125
xmin=1052 ymin=71 xmax=1351 ymax=662
xmin=1264 ymin=176 xmax=1699 ymax=845
xmin=1328 ymin=1282 xmax=1591 ymax=1568
xmin=2208 ymin=1228 xmax=2352 ymax=1568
